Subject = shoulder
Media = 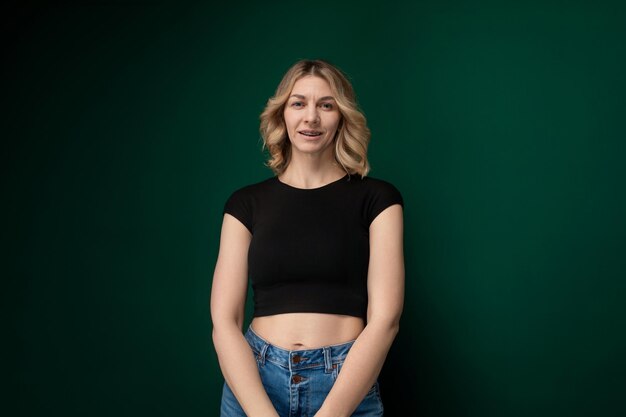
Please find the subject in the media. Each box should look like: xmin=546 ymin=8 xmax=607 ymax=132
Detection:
xmin=359 ymin=175 xmax=402 ymax=191
xmin=231 ymin=175 xmax=276 ymax=192
xmin=354 ymin=175 xmax=404 ymax=225
xmin=357 ymin=176 xmax=404 ymax=203
xmin=222 ymin=176 xmax=275 ymax=233
xmin=226 ymin=176 xmax=275 ymax=199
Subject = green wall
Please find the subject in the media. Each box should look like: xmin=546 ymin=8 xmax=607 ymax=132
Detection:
xmin=7 ymin=1 xmax=625 ymax=416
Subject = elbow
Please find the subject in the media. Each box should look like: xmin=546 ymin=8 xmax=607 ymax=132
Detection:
xmin=367 ymin=314 xmax=401 ymax=339
xmin=211 ymin=325 xmax=223 ymax=353
xmin=211 ymin=326 xmax=221 ymax=345
xmin=211 ymin=315 xmax=243 ymax=350
xmin=390 ymin=320 xmax=400 ymax=338
xmin=379 ymin=319 xmax=400 ymax=344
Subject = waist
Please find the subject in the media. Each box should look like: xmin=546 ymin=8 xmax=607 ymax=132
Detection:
xmin=250 ymin=312 xmax=365 ymax=351
xmin=245 ymin=324 xmax=356 ymax=370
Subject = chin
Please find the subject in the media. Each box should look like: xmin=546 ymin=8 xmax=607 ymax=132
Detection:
xmin=294 ymin=143 xmax=332 ymax=154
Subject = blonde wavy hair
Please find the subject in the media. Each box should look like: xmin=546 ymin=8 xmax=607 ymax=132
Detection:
xmin=260 ymin=59 xmax=371 ymax=177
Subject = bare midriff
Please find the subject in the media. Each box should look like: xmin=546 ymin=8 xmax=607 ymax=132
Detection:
xmin=250 ymin=313 xmax=365 ymax=350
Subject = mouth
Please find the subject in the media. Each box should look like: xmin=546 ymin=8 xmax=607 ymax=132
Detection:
xmin=298 ymin=130 xmax=323 ymax=139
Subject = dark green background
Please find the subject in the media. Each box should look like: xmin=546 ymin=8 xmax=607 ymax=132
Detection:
xmin=6 ymin=1 xmax=625 ymax=416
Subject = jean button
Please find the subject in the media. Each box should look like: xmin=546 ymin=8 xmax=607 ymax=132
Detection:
xmin=292 ymin=375 xmax=304 ymax=384
xmin=292 ymin=355 xmax=301 ymax=364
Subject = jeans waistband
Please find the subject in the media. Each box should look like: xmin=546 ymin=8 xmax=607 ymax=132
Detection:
xmin=245 ymin=325 xmax=356 ymax=372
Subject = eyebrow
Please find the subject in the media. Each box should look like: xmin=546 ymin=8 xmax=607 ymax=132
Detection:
xmin=289 ymin=94 xmax=336 ymax=101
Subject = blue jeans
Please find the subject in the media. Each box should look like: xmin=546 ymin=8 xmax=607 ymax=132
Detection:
xmin=220 ymin=325 xmax=384 ymax=417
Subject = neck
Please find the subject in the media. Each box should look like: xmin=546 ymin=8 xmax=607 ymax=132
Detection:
xmin=280 ymin=154 xmax=346 ymax=189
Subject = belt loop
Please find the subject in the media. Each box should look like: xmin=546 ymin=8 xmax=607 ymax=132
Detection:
xmin=323 ymin=346 xmax=333 ymax=373
xmin=258 ymin=341 xmax=269 ymax=366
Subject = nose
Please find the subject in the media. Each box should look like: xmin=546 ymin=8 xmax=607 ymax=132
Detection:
xmin=305 ymin=105 xmax=320 ymax=125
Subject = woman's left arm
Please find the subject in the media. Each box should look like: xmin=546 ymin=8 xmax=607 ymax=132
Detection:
xmin=315 ymin=203 xmax=405 ymax=417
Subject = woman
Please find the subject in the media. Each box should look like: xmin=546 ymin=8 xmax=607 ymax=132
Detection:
xmin=211 ymin=59 xmax=404 ymax=417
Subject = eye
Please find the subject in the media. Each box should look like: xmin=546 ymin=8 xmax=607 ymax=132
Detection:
xmin=320 ymin=102 xmax=334 ymax=110
xmin=291 ymin=101 xmax=304 ymax=108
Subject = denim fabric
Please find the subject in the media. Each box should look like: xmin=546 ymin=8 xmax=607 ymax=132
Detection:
xmin=220 ymin=325 xmax=384 ymax=417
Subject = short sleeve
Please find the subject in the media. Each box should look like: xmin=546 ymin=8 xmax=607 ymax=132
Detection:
xmin=223 ymin=188 xmax=254 ymax=233
xmin=366 ymin=180 xmax=404 ymax=226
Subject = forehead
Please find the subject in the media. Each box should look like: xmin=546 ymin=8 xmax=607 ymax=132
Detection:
xmin=290 ymin=75 xmax=333 ymax=96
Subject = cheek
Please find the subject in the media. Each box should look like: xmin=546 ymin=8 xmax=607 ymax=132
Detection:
xmin=330 ymin=116 xmax=342 ymax=133
xmin=283 ymin=118 xmax=296 ymax=134
xmin=283 ymin=109 xmax=294 ymax=125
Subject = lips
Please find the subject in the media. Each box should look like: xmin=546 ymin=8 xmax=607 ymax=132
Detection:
xmin=298 ymin=130 xmax=323 ymax=137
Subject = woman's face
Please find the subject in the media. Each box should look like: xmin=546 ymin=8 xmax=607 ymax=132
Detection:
xmin=283 ymin=76 xmax=341 ymax=159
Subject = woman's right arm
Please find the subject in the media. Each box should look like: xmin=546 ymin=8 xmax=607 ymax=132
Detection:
xmin=210 ymin=213 xmax=279 ymax=417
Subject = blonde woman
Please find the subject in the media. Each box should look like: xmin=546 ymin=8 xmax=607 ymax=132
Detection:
xmin=211 ymin=59 xmax=404 ymax=417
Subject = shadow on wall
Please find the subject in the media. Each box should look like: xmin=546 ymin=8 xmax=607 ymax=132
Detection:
xmin=379 ymin=323 xmax=422 ymax=417
xmin=379 ymin=316 xmax=462 ymax=417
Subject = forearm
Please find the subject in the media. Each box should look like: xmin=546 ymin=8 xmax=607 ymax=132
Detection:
xmin=213 ymin=324 xmax=279 ymax=417
xmin=315 ymin=320 xmax=399 ymax=417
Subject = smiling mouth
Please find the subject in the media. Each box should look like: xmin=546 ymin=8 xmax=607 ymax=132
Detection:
xmin=299 ymin=130 xmax=323 ymax=138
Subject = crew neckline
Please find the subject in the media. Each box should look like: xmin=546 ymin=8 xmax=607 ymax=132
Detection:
xmin=275 ymin=173 xmax=350 ymax=191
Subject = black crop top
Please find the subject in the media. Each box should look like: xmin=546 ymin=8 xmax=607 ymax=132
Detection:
xmin=222 ymin=173 xmax=404 ymax=320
